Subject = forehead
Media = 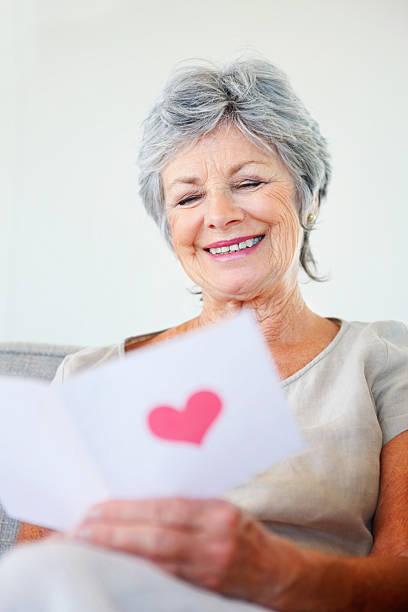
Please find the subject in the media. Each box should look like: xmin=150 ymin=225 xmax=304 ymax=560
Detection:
xmin=161 ymin=123 xmax=276 ymax=189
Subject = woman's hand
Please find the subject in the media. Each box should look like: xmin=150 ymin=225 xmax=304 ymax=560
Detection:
xmin=61 ymin=497 xmax=303 ymax=606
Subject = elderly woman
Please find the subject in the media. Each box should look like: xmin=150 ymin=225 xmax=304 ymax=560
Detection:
xmin=1 ymin=58 xmax=408 ymax=611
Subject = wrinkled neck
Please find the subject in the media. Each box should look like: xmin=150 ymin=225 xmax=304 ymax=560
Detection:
xmin=197 ymin=284 xmax=319 ymax=349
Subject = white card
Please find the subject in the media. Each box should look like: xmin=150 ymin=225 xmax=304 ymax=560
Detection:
xmin=0 ymin=310 xmax=304 ymax=530
xmin=0 ymin=378 xmax=108 ymax=531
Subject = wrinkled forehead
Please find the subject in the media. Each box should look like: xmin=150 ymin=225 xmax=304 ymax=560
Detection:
xmin=161 ymin=123 xmax=282 ymax=195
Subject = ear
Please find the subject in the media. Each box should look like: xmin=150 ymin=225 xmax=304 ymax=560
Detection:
xmin=304 ymin=192 xmax=319 ymax=228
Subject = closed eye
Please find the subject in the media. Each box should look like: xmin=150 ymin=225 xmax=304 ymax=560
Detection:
xmin=176 ymin=181 xmax=264 ymax=206
xmin=237 ymin=181 xmax=263 ymax=189
xmin=176 ymin=194 xmax=202 ymax=207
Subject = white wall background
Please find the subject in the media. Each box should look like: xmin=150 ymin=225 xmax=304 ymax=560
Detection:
xmin=2 ymin=0 xmax=407 ymax=346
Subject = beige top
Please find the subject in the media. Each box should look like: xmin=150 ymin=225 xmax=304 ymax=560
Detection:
xmin=52 ymin=318 xmax=408 ymax=557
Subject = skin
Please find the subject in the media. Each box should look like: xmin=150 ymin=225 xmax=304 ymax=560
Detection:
xmin=57 ymin=123 xmax=408 ymax=610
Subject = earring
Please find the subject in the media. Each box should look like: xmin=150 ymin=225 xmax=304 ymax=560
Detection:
xmin=306 ymin=212 xmax=316 ymax=225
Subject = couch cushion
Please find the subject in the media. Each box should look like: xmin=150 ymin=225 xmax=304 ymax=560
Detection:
xmin=0 ymin=342 xmax=81 ymax=381
xmin=0 ymin=342 xmax=82 ymax=555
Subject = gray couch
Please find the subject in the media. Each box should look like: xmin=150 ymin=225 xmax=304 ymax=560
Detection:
xmin=0 ymin=342 xmax=81 ymax=556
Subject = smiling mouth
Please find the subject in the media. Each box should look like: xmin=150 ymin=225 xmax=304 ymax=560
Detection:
xmin=204 ymin=235 xmax=265 ymax=255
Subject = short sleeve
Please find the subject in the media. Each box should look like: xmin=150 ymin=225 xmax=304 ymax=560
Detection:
xmin=50 ymin=353 xmax=76 ymax=385
xmin=49 ymin=344 xmax=123 ymax=386
xmin=372 ymin=320 xmax=408 ymax=445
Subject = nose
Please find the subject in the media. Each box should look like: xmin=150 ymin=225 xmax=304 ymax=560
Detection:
xmin=204 ymin=188 xmax=245 ymax=230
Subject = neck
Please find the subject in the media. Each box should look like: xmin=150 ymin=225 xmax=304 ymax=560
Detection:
xmin=195 ymin=284 xmax=320 ymax=350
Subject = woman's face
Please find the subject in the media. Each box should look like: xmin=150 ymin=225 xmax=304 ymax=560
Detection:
xmin=162 ymin=123 xmax=304 ymax=301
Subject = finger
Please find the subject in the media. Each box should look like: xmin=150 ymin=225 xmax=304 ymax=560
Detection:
xmin=72 ymin=523 xmax=193 ymax=561
xmin=82 ymin=497 xmax=234 ymax=532
xmin=83 ymin=498 xmax=207 ymax=527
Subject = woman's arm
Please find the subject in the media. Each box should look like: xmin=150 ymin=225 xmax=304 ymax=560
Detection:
xmin=371 ymin=430 xmax=408 ymax=557
xmin=264 ymin=542 xmax=408 ymax=611
xmin=269 ymin=430 xmax=408 ymax=611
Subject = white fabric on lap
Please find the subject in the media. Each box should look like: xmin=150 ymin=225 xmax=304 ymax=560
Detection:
xmin=0 ymin=540 xmax=268 ymax=611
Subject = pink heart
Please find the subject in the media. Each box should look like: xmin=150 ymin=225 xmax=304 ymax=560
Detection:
xmin=147 ymin=390 xmax=222 ymax=445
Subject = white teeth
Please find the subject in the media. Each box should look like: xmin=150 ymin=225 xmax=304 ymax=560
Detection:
xmin=208 ymin=235 xmax=263 ymax=255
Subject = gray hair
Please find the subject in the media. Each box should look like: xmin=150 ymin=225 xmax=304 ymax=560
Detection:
xmin=137 ymin=58 xmax=331 ymax=283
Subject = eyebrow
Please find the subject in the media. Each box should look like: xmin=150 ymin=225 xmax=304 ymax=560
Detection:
xmin=167 ymin=161 xmax=269 ymax=190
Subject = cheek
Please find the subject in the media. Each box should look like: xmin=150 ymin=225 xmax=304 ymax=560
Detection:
xmin=244 ymin=196 xmax=277 ymax=224
xmin=168 ymin=211 xmax=201 ymax=251
xmin=246 ymin=184 xmax=294 ymax=225
xmin=275 ymin=208 xmax=302 ymax=261
xmin=263 ymin=193 xmax=301 ymax=261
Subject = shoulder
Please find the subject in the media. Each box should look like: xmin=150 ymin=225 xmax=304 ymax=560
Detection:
xmin=51 ymin=342 xmax=124 ymax=384
xmin=365 ymin=319 xmax=408 ymax=390
xmin=50 ymin=321 xmax=188 ymax=385
xmin=363 ymin=319 xmax=408 ymax=344
xmin=342 ymin=317 xmax=408 ymax=378
xmin=341 ymin=319 xmax=408 ymax=364
xmin=345 ymin=318 xmax=408 ymax=343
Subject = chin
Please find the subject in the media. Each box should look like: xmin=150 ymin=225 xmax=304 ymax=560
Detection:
xmin=208 ymin=278 xmax=263 ymax=301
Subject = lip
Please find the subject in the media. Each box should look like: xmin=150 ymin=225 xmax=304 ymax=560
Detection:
xmin=203 ymin=234 xmax=265 ymax=250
